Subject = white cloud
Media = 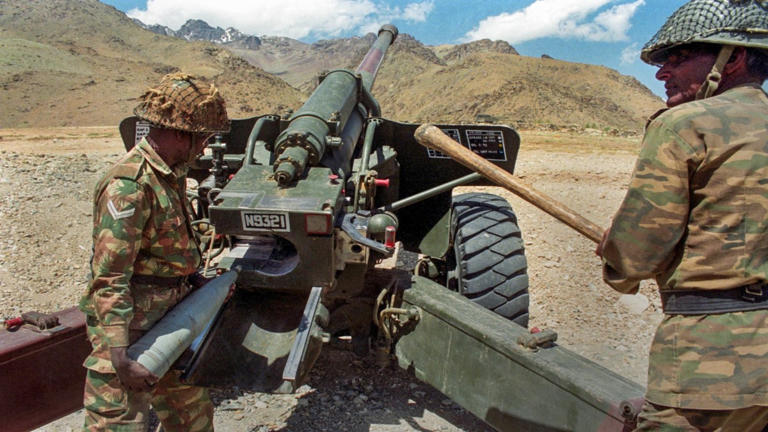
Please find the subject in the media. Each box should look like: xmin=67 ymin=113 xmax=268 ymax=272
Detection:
xmin=621 ymin=42 xmax=641 ymax=64
xmin=357 ymin=1 xmax=434 ymax=35
xmin=570 ymin=0 xmax=644 ymax=41
xmin=128 ymin=0 xmax=433 ymax=40
xmin=462 ymin=0 xmax=644 ymax=44
xmin=403 ymin=1 xmax=434 ymax=21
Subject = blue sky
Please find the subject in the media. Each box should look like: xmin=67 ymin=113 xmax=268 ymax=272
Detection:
xmin=101 ymin=0 xmax=687 ymax=99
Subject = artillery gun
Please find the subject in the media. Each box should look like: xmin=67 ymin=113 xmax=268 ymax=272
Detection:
xmin=162 ymin=24 xmax=532 ymax=390
xmin=1 ymin=25 xmax=644 ymax=431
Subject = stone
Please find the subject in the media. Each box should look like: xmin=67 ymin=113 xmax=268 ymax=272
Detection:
xmin=618 ymin=293 xmax=650 ymax=314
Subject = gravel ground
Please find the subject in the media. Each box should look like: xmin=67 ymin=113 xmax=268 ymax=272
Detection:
xmin=0 ymin=128 xmax=662 ymax=431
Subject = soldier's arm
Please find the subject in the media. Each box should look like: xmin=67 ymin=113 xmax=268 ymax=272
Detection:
xmin=601 ymin=118 xmax=698 ymax=293
xmin=89 ymin=177 xmax=151 ymax=348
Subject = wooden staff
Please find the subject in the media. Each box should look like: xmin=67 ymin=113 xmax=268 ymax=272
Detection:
xmin=414 ymin=124 xmax=605 ymax=244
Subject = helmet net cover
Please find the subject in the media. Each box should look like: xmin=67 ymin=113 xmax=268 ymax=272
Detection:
xmin=642 ymin=0 xmax=768 ymax=65
xmin=133 ymin=73 xmax=230 ymax=133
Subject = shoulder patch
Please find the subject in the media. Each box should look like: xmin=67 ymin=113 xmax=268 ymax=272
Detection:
xmin=107 ymin=199 xmax=136 ymax=220
xmin=93 ymin=154 xmax=147 ymax=204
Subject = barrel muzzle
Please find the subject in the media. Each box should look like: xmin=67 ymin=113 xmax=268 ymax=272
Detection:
xmin=378 ymin=24 xmax=398 ymax=42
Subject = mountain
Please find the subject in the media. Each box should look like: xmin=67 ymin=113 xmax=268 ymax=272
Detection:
xmin=134 ymin=18 xmax=262 ymax=50
xmin=135 ymin=18 xmax=662 ymax=131
xmin=142 ymin=21 xmax=380 ymax=90
xmin=433 ymin=39 xmax=519 ymax=62
xmin=0 ymin=0 xmax=303 ymax=128
xmin=0 ymin=0 xmax=663 ymax=132
xmin=373 ymin=43 xmax=661 ymax=131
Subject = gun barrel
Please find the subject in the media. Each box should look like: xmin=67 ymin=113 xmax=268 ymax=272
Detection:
xmin=272 ymin=24 xmax=398 ymax=186
xmin=356 ymin=24 xmax=398 ymax=91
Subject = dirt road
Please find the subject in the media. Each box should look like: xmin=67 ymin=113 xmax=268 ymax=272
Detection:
xmin=0 ymin=127 xmax=660 ymax=431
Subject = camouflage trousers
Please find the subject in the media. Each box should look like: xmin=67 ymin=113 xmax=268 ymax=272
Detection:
xmin=633 ymin=401 xmax=768 ymax=431
xmin=83 ymin=368 xmax=214 ymax=432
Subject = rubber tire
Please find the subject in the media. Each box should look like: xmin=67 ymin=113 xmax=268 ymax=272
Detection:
xmin=451 ymin=193 xmax=529 ymax=327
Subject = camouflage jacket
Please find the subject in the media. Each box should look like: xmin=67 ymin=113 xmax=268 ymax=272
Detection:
xmin=79 ymin=138 xmax=201 ymax=372
xmin=602 ymin=84 xmax=768 ymax=409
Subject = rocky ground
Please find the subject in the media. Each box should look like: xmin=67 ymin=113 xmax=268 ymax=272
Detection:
xmin=0 ymin=127 xmax=662 ymax=431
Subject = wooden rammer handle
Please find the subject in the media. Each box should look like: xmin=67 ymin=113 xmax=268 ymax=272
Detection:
xmin=414 ymin=124 xmax=605 ymax=244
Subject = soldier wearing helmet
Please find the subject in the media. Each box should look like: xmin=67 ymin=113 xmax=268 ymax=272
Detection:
xmin=79 ymin=73 xmax=229 ymax=431
xmin=596 ymin=1 xmax=768 ymax=430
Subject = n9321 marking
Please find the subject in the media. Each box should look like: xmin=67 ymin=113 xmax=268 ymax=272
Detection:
xmin=242 ymin=212 xmax=290 ymax=232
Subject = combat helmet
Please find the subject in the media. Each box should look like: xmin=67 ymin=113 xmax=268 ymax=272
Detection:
xmin=642 ymin=0 xmax=768 ymax=99
xmin=133 ymin=72 xmax=230 ymax=133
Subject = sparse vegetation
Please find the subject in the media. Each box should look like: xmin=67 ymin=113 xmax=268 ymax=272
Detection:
xmin=27 ymin=135 xmax=61 ymax=141
xmin=520 ymin=130 xmax=640 ymax=154
xmin=86 ymin=132 xmax=114 ymax=138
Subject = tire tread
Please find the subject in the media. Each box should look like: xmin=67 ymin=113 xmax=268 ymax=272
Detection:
xmin=452 ymin=193 xmax=529 ymax=327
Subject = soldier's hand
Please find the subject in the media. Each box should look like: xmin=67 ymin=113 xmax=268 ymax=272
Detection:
xmin=188 ymin=272 xmax=211 ymax=289
xmin=225 ymin=282 xmax=236 ymax=302
xmin=595 ymin=229 xmax=610 ymax=257
xmin=110 ymin=347 xmax=159 ymax=393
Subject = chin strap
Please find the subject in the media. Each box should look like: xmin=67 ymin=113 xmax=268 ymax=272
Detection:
xmin=695 ymin=45 xmax=735 ymax=100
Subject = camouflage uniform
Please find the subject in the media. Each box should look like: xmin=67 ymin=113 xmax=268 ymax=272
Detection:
xmin=79 ymin=137 xmax=213 ymax=431
xmin=601 ymin=85 xmax=768 ymax=424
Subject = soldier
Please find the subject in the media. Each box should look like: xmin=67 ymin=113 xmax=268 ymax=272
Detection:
xmin=79 ymin=72 xmax=229 ymax=431
xmin=596 ymin=1 xmax=768 ymax=430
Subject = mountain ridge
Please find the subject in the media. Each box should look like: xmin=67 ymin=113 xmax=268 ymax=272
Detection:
xmin=1 ymin=0 xmax=663 ymax=132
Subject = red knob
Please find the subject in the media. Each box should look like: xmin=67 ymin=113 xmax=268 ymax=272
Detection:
xmin=385 ymin=226 xmax=396 ymax=248
xmin=4 ymin=317 xmax=23 ymax=329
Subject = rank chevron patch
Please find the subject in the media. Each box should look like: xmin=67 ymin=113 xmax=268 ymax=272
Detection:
xmin=108 ymin=200 xmax=135 ymax=220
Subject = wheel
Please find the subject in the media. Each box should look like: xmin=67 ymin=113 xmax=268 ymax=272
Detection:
xmin=450 ymin=193 xmax=529 ymax=327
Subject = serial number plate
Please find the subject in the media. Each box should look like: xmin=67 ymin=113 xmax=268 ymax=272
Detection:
xmin=241 ymin=212 xmax=290 ymax=232
xmin=426 ymin=128 xmax=506 ymax=161
xmin=466 ymin=129 xmax=506 ymax=161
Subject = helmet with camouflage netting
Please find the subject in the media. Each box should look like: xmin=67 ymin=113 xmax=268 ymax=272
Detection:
xmin=133 ymin=72 xmax=230 ymax=133
xmin=641 ymin=0 xmax=768 ymax=65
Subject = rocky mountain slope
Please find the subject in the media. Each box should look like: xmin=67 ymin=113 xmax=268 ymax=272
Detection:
xmin=139 ymin=18 xmax=662 ymax=131
xmin=373 ymin=45 xmax=659 ymax=130
xmin=1 ymin=0 xmax=664 ymax=132
xmin=0 ymin=0 xmax=303 ymax=128
xmin=135 ymin=18 xmax=262 ymax=49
